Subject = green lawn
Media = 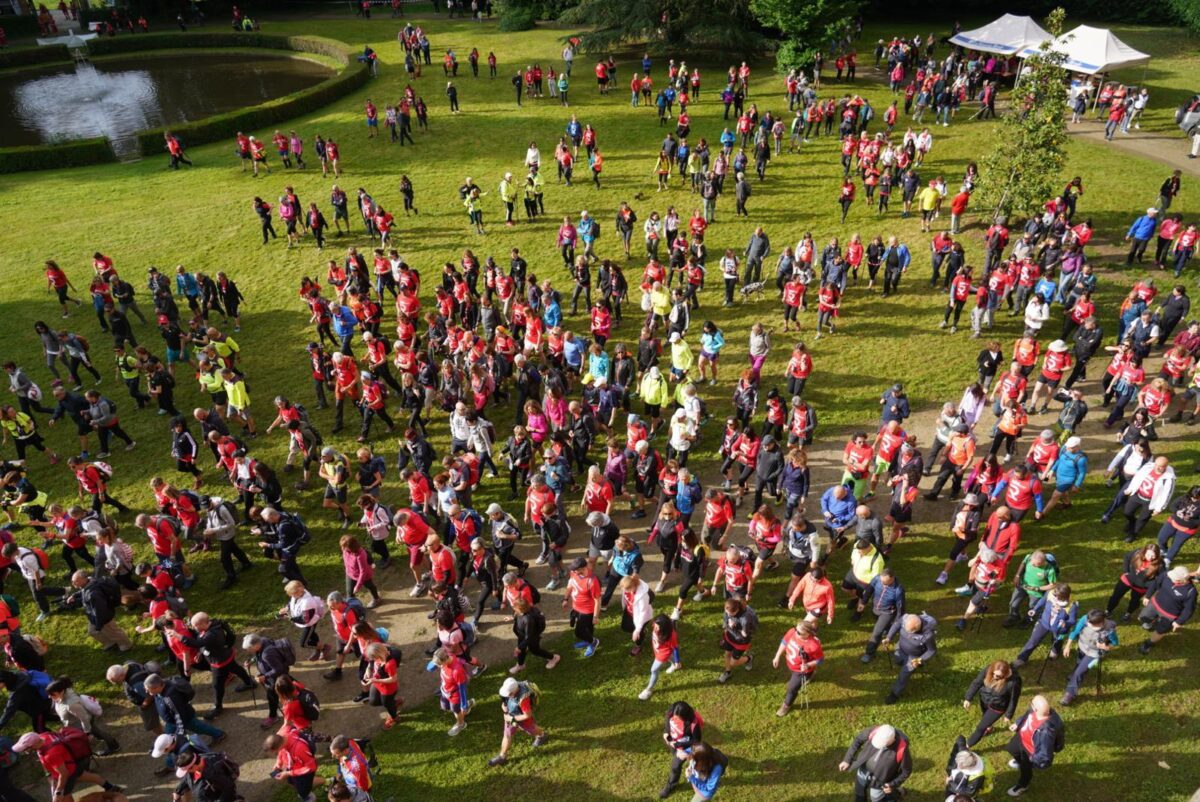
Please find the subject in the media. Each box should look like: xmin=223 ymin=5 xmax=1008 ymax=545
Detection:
xmin=1 ymin=12 xmax=1199 ymax=802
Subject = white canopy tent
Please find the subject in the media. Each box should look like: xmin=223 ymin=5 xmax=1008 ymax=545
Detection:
xmin=1017 ymin=24 xmax=1151 ymax=75
xmin=949 ymin=14 xmax=1052 ymax=56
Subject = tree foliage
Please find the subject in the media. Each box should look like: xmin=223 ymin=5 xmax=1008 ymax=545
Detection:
xmin=1165 ymin=0 xmax=1200 ymax=31
xmin=750 ymin=0 xmax=862 ymax=71
xmin=560 ymin=0 xmax=763 ymax=58
xmin=978 ymin=8 xmax=1070 ymax=222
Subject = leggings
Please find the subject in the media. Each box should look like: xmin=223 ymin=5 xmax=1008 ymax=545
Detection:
xmin=370 ymin=538 xmax=391 ymax=565
xmin=210 ymin=660 xmax=253 ymax=711
xmin=516 ymin=631 xmax=556 ymax=664
xmin=966 ymin=706 xmax=1006 ymax=747
xmin=473 ymin=577 xmax=497 ymax=625
xmin=1105 ymin=580 xmax=1145 ymax=615
xmin=988 ymin=431 xmax=1018 ymax=458
xmin=345 ymin=576 xmax=380 ymax=601
xmin=783 ymin=671 xmax=811 ymax=706
xmin=60 ymin=544 xmax=94 ymax=573
xmin=571 ymin=610 xmax=595 ymax=643
xmin=369 ymin=686 xmax=399 ymax=717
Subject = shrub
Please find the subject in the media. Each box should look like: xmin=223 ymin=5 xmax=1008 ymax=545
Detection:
xmin=0 ymin=137 xmax=115 ymax=174
xmin=499 ymin=7 xmax=538 ymax=31
xmin=0 ymin=44 xmax=71 ymax=70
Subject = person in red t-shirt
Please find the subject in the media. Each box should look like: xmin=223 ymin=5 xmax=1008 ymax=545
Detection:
xmin=771 ymin=619 xmax=824 ymax=716
xmin=12 ymin=730 xmax=119 ymax=799
xmin=44 ymin=259 xmax=82 ymax=317
xmin=362 ymin=641 xmax=402 ymax=728
xmin=432 ymin=647 xmax=474 ymax=736
xmin=638 ymin=614 xmax=683 ymax=700
xmin=265 ymin=728 xmax=319 ymax=800
xmin=562 ymin=557 xmax=602 ymax=655
xmin=489 ymin=676 xmax=548 ymax=766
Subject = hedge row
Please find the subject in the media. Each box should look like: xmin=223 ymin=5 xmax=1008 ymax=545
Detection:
xmin=0 ymin=44 xmax=71 ymax=71
xmin=0 ymin=136 xmax=115 ymax=174
xmin=134 ymin=40 xmax=368 ymax=154
xmin=0 ymin=33 xmax=363 ymax=174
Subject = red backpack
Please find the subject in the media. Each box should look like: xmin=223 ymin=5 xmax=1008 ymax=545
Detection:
xmin=45 ymin=727 xmax=92 ymax=763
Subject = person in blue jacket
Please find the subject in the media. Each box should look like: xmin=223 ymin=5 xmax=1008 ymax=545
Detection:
xmin=880 ymin=236 xmax=911 ymax=297
xmin=331 ymin=304 xmax=357 ymax=356
xmin=686 ymin=742 xmax=728 ymax=800
xmin=174 ymin=267 xmax=201 ymax=314
xmin=1042 ymin=437 xmax=1088 ymax=517
xmin=1125 ymin=207 xmax=1159 ymax=264
xmin=542 ymin=292 xmax=562 ymax=328
xmin=1003 ymin=695 xmax=1065 ymax=797
xmin=820 ymin=484 xmax=857 ymax=548
xmin=1012 ymin=583 xmax=1077 ymax=668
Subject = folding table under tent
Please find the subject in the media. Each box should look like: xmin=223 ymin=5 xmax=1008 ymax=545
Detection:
xmin=949 ymin=14 xmax=1053 ymax=56
xmin=1017 ymin=24 xmax=1151 ymax=75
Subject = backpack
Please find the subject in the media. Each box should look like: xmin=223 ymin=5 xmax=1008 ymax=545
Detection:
xmin=526 ymin=580 xmax=542 ymax=606
xmin=293 ymin=403 xmax=311 ymax=424
xmin=273 ymin=638 xmax=297 ymax=669
xmin=29 ymin=547 xmax=51 ymax=571
xmin=169 ymin=676 xmax=196 ymax=702
xmin=208 ymin=752 xmax=241 ymax=782
xmin=76 ymin=336 xmax=91 ymax=354
xmin=345 ymin=597 xmax=368 ymax=624
xmin=374 ymin=626 xmax=390 ymax=643
xmin=369 ymin=455 xmax=387 ymax=479
xmin=164 ymin=591 xmax=189 ymax=618
xmin=47 ymin=727 xmax=92 ymax=762
xmin=180 ymin=489 xmax=202 ymax=510
xmin=524 ymin=680 xmax=542 ymax=707
xmin=297 ymin=687 xmax=321 ymax=721
xmin=23 ymin=634 xmax=49 ymax=656
xmin=742 ymin=606 xmax=760 ymax=638
xmin=98 ymin=576 xmax=121 ymax=608
xmin=214 ymin=619 xmax=237 ymax=651
xmin=457 ymin=621 xmax=477 ymax=648
xmin=733 ymin=544 xmax=754 ymax=564
xmin=386 ymin=645 xmax=403 ymax=666
xmin=219 ymin=500 xmax=240 ymax=524
xmin=80 ymin=694 xmax=103 ymax=717
xmin=91 ymin=461 xmax=114 ymax=479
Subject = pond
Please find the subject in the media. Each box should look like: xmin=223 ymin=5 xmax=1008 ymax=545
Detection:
xmin=0 ymin=51 xmax=335 ymax=155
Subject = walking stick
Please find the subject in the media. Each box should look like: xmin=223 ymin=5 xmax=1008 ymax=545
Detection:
xmin=244 ymin=661 xmax=260 ymax=711
xmin=1036 ymin=642 xmax=1055 ymax=684
xmin=1095 ymin=658 xmax=1102 ymax=698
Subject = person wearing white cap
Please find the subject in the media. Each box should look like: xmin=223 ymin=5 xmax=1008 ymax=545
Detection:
xmin=1137 ymin=564 xmax=1197 ymax=654
xmin=11 ymin=730 xmax=122 ymax=799
xmin=1027 ymin=339 xmax=1072 ymax=415
xmin=487 ymin=677 xmax=547 ymax=766
xmin=838 ymin=723 xmax=912 ymax=799
xmin=1041 ymin=437 xmax=1087 ymax=517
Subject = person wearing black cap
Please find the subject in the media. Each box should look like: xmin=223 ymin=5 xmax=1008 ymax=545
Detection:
xmin=879 ymin=383 xmax=910 ymax=424
xmin=838 ymin=723 xmax=912 ymax=801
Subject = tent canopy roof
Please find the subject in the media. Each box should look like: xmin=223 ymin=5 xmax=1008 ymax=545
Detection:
xmin=949 ymin=14 xmax=1052 ymax=56
xmin=1018 ymin=24 xmax=1151 ymax=75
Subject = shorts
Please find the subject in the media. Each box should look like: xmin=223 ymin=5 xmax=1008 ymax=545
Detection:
xmin=723 ymin=586 xmax=748 ymax=600
xmin=166 ymin=346 xmax=191 ymax=364
xmin=440 ymin=691 xmax=468 ymax=713
xmin=756 ymin=545 xmax=776 ymax=562
xmin=643 ymin=402 xmax=661 ymax=418
xmin=286 ymin=218 xmax=298 ymax=235
xmin=790 ymin=559 xmax=809 ymax=577
xmin=239 ymin=150 xmax=252 ymax=160
xmin=407 ymin=544 xmax=425 ymax=568
xmin=1039 ymin=374 xmax=1061 ymax=389
xmin=873 ymin=456 xmax=891 ymax=475
xmin=55 ymin=286 xmax=69 ymax=303
xmin=227 ymin=402 xmax=246 ymax=417
xmin=721 ymin=633 xmax=751 ymax=653
xmin=699 ymin=350 xmax=718 ymax=362
xmin=324 ymin=485 xmax=349 ymax=504
xmin=701 ymin=522 xmax=725 ymax=546
xmin=1054 ymin=483 xmax=1075 ymax=494
xmin=1139 ymin=608 xmax=1174 ymax=635
xmin=969 ymin=589 xmax=992 ymax=608
xmin=596 ymin=77 xmax=605 ymax=86
xmin=75 ymin=420 xmax=92 ymax=436
xmin=210 ymin=390 xmax=229 ymax=406
xmin=367 ymin=118 xmax=379 ymax=127
xmin=889 ymin=502 xmax=912 ymax=524
xmin=503 ymin=717 xmax=539 ymax=737
xmin=587 ymin=544 xmax=612 ymax=561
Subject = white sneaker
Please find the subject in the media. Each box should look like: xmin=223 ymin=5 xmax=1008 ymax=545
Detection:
xmin=448 ymin=722 xmax=466 ymax=736
xmin=1007 ymin=787 xmax=1026 ymax=797
xmin=670 ymin=608 xmax=681 ymax=621
xmin=666 ymin=663 xmax=681 ymax=674
xmin=1007 ymin=759 xmax=1020 ymax=769
xmin=638 ymin=688 xmax=652 ymax=700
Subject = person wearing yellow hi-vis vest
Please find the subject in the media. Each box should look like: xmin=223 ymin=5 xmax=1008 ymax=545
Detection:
xmin=669 ymin=332 xmax=694 ymax=380
xmin=0 ymin=405 xmax=59 ymax=465
xmin=221 ymin=368 xmax=257 ymax=438
xmin=114 ymin=344 xmax=150 ymax=409
xmin=639 ymin=366 xmax=670 ymax=436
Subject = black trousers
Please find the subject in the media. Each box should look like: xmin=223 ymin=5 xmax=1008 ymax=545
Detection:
xmin=218 ymin=539 xmax=252 ymax=578
xmin=1005 ymin=737 xmax=1035 ymax=790
xmin=211 ymin=660 xmax=253 ymax=711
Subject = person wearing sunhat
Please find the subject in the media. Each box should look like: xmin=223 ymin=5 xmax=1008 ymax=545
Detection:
xmin=488 ymin=676 xmax=548 ymax=766
xmin=1137 ymin=564 xmax=1196 ymax=654
xmin=11 ymin=730 xmax=123 ymax=799
xmin=1027 ymin=340 xmax=1072 ymax=415
xmin=1041 ymin=437 xmax=1088 ymax=517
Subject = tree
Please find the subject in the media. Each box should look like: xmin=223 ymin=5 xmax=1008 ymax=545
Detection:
xmin=750 ymin=0 xmax=862 ymax=72
xmin=1166 ymin=0 xmax=1200 ymax=32
xmin=977 ymin=8 xmax=1070 ymax=222
xmin=560 ymin=0 xmax=763 ymax=58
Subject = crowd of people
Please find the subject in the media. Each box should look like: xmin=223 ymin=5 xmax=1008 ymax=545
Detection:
xmin=1 ymin=14 xmax=1198 ymax=802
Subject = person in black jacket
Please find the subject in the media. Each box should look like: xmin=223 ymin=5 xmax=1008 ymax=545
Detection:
xmin=511 ymin=596 xmax=559 ymax=671
xmin=144 ymin=673 xmax=226 ymax=752
xmin=0 ymin=629 xmax=45 ymax=672
xmin=68 ymin=570 xmax=131 ymax=652
xmin=105 ymin=660 xmax=159 ymax=732
xmin=396 ymin=428 xmax=437 ymax=475
xmin=256 ymin=507 xmax=308 ymax=583
xmin=0 ymin=670 xmax=52 ymax=732
xmin=752 ymin=435 xmax=783 ymax=511
xmin=175 ymin=747 xmax=241 ymax=802
xmin=243 ymin=633 xmax=294 ymax=729
xmin=1137 ymin=565 xmax=1197 ymax=654
xmin=1004 ymin=695 xmax=1064 ymax=796
xmin=660 ymin=700 xmax=702 ymax=799
xmin=1157 ymin=486 xmax=1200 ymax=565
xmin=962 ymin=659 xmax=1022 ymax=747
xmin=1063 ymin=317 xmax=1103 ymax=390
xmin=179 ymin=612 xmax=255 ymax=719
xmin=838 ymin=723 xmax=912 ymax=800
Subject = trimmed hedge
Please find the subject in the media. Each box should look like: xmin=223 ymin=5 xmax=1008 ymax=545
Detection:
xmin=0 ymin=33 xmax=363 ymax=173
xmin=0 ymin=137 xmax=115 ymax=174
xmin=0 ymin=44 xmax=71 ymax=71
xmin=133 ymin=36 xmax=368 ymax=154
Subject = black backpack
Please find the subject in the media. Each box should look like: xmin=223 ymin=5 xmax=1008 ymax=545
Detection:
xmin=297 ymin=687 xmax=321 ymax=721
xmin=214 ymin=619 xmax=237 ymax=651
xmin=169 ymin=676 xmax=196 ymax=702
xmin=272 ymin=638 xmax=296 ymax=669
